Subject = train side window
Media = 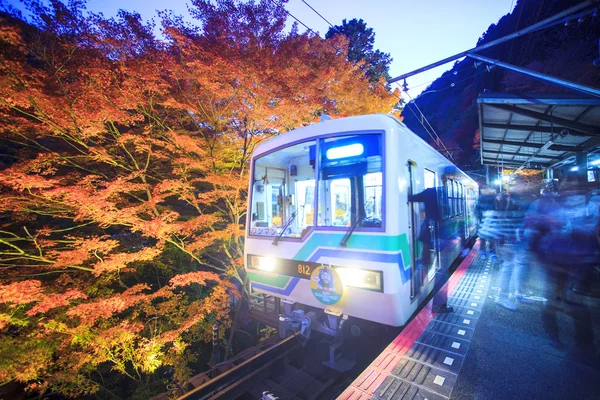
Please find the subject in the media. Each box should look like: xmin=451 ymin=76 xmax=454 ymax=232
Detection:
xmin=447 ymin=179 xmax=454 ymax=218
xmin=453 ymin=181 xmax=459 ymax=216
xmin=424 ymin=169 xmax=436 ymax=189
xmin=364 ymin=172 xmax=383 ymax=221
xmin=458 ymin=183 xmax=463 ymax=215
xmin=442 ymin=179 xmax=450 ymax=219
xmin=461 ymin=184 xmax=465 ymax=214
xmin=462 ymin=183 xmax=465 ymax=214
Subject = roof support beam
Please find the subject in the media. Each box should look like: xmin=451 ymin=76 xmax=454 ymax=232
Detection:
xmin=482 ymin=122 xmax=588 ymax=136
xmin=482 ymin=158 xmax=549 ymax=168
xmin=481 ymin=149 xmax=556 ymax=160
xmin=468 ymin=54 xmax=600 ymax=99
xmin=478 ymin=93 xmax=600 ymax=105
xmin=549 ymin=137 xmax=600 ymax=168
xmin=487 ymin=104 xmax=600 ymax=136
xmin=483 ymin=139 xmax=582 ymax=152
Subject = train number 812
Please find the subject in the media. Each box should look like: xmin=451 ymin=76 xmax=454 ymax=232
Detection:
xmin=297 ymin=264 xmax=311 ymax=276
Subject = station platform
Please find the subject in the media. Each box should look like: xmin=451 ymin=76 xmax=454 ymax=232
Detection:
xmin=340 ymin=241 xmax=600 ymax=400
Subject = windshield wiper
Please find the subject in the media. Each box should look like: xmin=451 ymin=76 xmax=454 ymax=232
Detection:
xmin=340 ymin=213 xmax=364 ymax=247
xmin=272 ymin=207 xmax=302 ymax=246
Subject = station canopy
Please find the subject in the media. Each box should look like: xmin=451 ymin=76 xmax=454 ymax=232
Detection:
xmin=478 ymin=93 xmax=600 ymax=170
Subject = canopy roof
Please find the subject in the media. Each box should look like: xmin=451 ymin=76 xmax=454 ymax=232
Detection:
xmin=478 ymin=93 xmax=600 ymax=170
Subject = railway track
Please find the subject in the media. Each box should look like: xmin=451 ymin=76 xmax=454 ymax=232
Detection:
xmin=176 ymin=331 xmax=355 ymax=400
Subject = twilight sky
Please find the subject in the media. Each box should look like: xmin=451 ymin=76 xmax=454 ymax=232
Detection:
xmin=14 ymin=0 xmax=517 ymax=99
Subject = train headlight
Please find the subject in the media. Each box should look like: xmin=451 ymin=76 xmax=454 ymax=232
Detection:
xmin=336 ymin=268 xmax=383 ymax=292
xmin=249 ymin=256 xmax=276 ymax=272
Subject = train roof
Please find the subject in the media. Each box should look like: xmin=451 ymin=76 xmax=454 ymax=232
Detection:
xmin=252 ymin=114 xmax=477 ymax=185
xmin=253 ymin=114 xmax=404 ymax=156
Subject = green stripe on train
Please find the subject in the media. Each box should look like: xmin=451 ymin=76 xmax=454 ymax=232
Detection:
xmin=247 ymin=270 xmax=291 ymax=288
xmin=293 ymin=233 xmax=410 ymax=267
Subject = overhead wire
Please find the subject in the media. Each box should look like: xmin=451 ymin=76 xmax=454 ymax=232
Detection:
xmin=401 ymin=87 xmax=452 ymax=159
xmin=399 ymin=65 xmax=489 ymax=159
xmin=407 ymin=78 xmax=436 ymax=90
xmin=402 ymin=99 xmax=448 ymax=154
xmin=506 ymin=0 xmax=524 ymax=63
xmin=280 ymin=0 xmax=455 ymax=159
xmin=282 ymin=0 xmax=452 ymax=159
xmin=269 ymin=2 xmax=404 ymax=106
xmin=517 ymin=0 xmax=546 ymax=68
xmin=301 ymin=0 xmax=333 ymax=27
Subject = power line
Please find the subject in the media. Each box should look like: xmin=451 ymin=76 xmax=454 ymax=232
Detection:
xmin=402 ymin=88 xmax=453 ymax=160
xmin=278 ymin=0 xmax=453 ymax=161
xmin=403 ymin=101 xmax=447 ymax=154
xmin=301 ymin=0 xmax=333 ymax=27
xmin=276 ymin=0 xmax=314 ymax=33
xmin=269 ymin=1 xmax=403 ymax=104
xmin=410 ymin=66 xmax=485 ymax=97
xmin=399 ymin=68 xmax=489 ymax=157
xmin=506 ymin=0 xmax=524 ymax=63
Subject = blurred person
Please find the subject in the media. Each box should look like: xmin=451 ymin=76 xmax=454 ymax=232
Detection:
xmin=408 ymin=187 xmax=452 ymax=313
xmin=529 ymin=173 xmax=598 ymax=351
xmin=492 ymin=191 xmax=528 ymax=311
xmin=477 ymin=185 xmax=498 ymax=260
xmin=596 ymin=208 xmax=600 ymax=248
xmin=408 ymin=187 xmax=438 ymax=269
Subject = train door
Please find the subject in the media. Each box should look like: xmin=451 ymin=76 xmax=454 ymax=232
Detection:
xmin=423 ymin=169 xmax=439 ymax=282
xmin=407 ymin=161 xmax=423 ymax=299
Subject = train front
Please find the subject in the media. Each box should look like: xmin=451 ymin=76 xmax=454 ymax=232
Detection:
xmin=244 ymin=116 xmax=413 ymax=339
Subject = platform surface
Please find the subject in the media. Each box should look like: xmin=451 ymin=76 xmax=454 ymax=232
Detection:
xmin=340 ymin=242 xmax=600 ymax=400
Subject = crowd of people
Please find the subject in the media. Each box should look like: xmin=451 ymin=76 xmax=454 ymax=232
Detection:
xmin=478 ymin=174 xmax=600 ymax=352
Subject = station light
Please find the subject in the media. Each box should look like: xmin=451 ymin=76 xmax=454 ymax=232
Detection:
xmin=501 ymin=175 xmax=511 ymax=182
xmin=326 ymin=143 xmax=364 ymax=160
xmin=494 ymin=179 xmax=502 ymax=185
xmin=570 ymin=166 xmax=579 ymax=172
xmin=590 ymin=159 xmax=600 ymax=166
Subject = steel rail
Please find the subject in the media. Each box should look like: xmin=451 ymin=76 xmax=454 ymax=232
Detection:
xmin=176 ymin=335 xmax=301 ymax=400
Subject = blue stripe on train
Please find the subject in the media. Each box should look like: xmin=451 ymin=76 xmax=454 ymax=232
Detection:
xmin=251 ymin=278 xmax=300 ymax=296
xmin=307 ymin=248 xmax=410 ymax=284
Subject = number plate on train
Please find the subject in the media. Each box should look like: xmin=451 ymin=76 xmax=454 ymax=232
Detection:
xmin=247 ymin=255 xmax=324 ymax=279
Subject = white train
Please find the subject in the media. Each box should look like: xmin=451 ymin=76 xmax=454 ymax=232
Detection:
xmin=244 ymin=114 xmax=478 ymax=337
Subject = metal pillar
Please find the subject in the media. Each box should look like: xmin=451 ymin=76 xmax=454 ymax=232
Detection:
xmin=576 ymin=151 xmax=588 ymax=183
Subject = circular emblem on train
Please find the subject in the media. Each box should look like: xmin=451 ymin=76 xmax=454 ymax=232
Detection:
xmin=310 ymin=266 xmax=343 ymax=305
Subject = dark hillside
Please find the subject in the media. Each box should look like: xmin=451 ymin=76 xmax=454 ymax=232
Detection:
xmin=402 ymin=0 xmax=600 ymax=170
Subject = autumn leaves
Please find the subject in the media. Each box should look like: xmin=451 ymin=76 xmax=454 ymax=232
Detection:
xmin=0 ymin=0 xmax=398 ymax=397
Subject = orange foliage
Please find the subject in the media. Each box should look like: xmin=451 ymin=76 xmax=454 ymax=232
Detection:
xmin=0 ymin=0 xmax=398 ymax=397
xmin=0 ymin=280 xmax=44 ymax=306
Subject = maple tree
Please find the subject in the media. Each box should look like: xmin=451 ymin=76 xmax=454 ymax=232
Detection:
xmin=325 ymin=18 xmax=393 ymax=84
xmin=0 ymin=0 xmax=399 ymax=397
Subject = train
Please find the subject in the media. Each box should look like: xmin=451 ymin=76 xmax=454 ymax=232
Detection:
xmin=244 ymin=114 xmax=478 ymax=339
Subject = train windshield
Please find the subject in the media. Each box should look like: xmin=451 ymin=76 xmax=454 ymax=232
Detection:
xmin=249 ymin=133 xmax=383 ymax=239
xmin=250 ymin=140 xmax=317 ymax=238
xmin=318 ymin=134 xmax=383 ymax=228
